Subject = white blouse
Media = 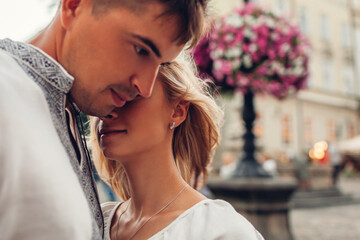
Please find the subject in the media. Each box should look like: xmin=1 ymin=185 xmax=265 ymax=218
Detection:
xmin=102 ymin=199 xmax=264 ymax=240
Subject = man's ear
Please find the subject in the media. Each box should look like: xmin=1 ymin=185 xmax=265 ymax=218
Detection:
xmin=170 ymin=100 xmax=190 ymax=128
xmin=61 ymin=0 xmax=82 ymax=29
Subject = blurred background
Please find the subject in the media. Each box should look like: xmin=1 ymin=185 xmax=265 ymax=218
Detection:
xmin=1 ymin=0 xmax=359 ymax=239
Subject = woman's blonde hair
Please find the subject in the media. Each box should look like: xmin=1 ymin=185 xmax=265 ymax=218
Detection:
xmin=90 ymin=55 xmax=223 ymax=200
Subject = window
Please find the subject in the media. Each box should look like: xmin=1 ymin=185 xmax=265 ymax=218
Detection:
xmin=307 ymin=59 xmax=316 ymax=88
xmin=322 ymin=58 xmax=334 ymax=91
xmin=341 ymin=22 xmax=351 ymax=48
xmin=304 ymin=119 xmax=313 ymax=145
xmin=338 ymin=0 xmax=346 ymax=5
xmin=298 ymin=6 xmax=309 ymax=35
xmin=327 ymin=120 xmax=336 ymax=141
xmin=254 ymin=113 xmax=264 ymax=138
xmin=343 ymin=65 xmax=354 ymax=96
xmin=347 ymin=121 xmax=356 ymax=138
xmin=281 ymin=115 xmax=292 ymax=144
xmin=275 ymin=0 xmax=289 ymax=15
xmin=320 ymin=14 xmax=330 ymax=41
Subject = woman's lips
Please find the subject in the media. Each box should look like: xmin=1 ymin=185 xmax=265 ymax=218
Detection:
xmin=111 ymin=89 xmax=126 ymax=107
xmin=100 ymin=130 xmax=127 ymax=137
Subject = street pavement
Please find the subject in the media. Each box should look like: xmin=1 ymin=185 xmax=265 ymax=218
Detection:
xmin=290 ymin=176 xmax=360 ymax=240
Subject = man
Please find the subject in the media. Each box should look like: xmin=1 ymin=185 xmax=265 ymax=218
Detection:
xmin=0 ymin=0 xmax=209 ymax=239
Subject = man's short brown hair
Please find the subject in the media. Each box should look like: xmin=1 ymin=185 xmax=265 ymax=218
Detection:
xmin=91 ymin=0 xmax=210 ymax=49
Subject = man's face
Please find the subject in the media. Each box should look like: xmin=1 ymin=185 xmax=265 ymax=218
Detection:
xmin=60 ymin=1 xmax=184 ymax=116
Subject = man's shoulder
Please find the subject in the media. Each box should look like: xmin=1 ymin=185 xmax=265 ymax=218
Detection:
xmin=0 ymin=49 xmax=29 ymax=82
xmin=0 ymin=48 xmax=42 ymax=94
xmin=0 ymin=47 xmax=50 ymax=126
xmin=0 ymin=48 xmax=19 ymax=69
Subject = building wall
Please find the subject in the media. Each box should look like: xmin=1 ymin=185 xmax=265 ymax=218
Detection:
xmin=253 ymin=94 xmax=358 ymax=151
xmin=352 ymin=0 xmax=360 ymax=97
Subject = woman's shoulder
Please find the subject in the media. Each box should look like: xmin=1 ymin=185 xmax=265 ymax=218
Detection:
xmin=101 ymin=201 xmax=122 ymax=240
xmin=190 ymin=199 xmax=264 ymax=239
xmin=150 ymin=199 xmax=264 ymax=240
xmin=101 ymin=201 xmax=120 ymax=218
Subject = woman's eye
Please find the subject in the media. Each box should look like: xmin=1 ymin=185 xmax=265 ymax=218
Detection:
xmin=135 ymin=45 xmax=149 ymax=56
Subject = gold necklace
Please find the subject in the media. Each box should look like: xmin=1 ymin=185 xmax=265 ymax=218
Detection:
xmin=115 ymin=184 xmax=188 ymax=240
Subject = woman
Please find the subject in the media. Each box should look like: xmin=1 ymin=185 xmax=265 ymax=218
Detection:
xmin=90 ymin=56 xmax=264 ymax=240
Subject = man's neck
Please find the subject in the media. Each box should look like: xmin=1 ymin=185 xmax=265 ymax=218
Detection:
xmin=29 ymin=13 xmax=64 ymax=63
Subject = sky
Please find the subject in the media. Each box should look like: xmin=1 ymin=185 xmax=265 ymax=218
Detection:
xmin=0 ymin=0 xmax=58 ymax=41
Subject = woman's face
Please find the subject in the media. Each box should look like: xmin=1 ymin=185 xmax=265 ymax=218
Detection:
xmin=93 ymin=80 xmax=173 ymax=160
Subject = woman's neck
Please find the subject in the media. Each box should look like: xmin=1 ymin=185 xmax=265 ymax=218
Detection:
xmin=121 ymin=148 xmax=187 ymax=218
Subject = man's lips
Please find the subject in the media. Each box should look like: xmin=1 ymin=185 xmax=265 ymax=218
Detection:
xmin=111 ymin=89 xmax=127 ymax=107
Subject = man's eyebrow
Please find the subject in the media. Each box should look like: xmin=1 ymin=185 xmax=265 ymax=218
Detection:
xmin=131 ymin=34 xmax=162 ymax=58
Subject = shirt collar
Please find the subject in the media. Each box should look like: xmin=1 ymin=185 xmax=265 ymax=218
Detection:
xmin=0 ymin=38 xmax=74 ymax=93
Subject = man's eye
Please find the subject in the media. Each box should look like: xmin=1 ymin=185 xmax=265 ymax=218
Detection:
xmin=135 ymin=45 xmax=149 ymax=56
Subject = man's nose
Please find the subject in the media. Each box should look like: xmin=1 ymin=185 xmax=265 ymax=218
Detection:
xmin=131 ymin=65 xmax=159 ymax=98
xmin=99 ymin=110 xmax=120 ymax=121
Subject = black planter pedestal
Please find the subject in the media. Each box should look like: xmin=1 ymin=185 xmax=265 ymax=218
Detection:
xmin=207 ymin=177 xmax=298 ymax=240
xmin=232 ymin=90 xmax=271 ymax=178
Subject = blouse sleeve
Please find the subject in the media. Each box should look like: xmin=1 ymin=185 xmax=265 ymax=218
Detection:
xmin=101 ymin=202 xmax=120 ymax=240
xmin=198 ymin=200 xmax=265 ymax=240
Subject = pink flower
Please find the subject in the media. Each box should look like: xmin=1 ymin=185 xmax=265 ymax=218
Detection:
xmin=255 ymin=64 xmax=269 ymax=76
xmin=236 ymin=73 xmax=250 ymax=88
xmin=267 ymin=81 xmax=282 ymax=93
xmin=268 ymin=49 xmax=276 ymax=60
xmin=242 ymin=44 xmax=249 ymax=53
xmin=219 ymin=60 xmax=234 ymax=75
xmin=250 ymin=52 xmax=260 ymax=62
xmin=192 ymin=3 xmax=310 ymax=99
xmin=212 ymin=69 xmax=224 ymax=81
xmin=242 ymin=3 xmax=258 ymax=15
xmin=258 ymin=38 xmax=267 ymax=51
xmin=234 ymin=31 xmax=244 ymax=43
xmin=256 ymin=25 xmax=269 ymax=38
xmin=252 ymin=80 xmax=267 ymax=90
xmin=226 ymin=76 xmax=236 ymax=87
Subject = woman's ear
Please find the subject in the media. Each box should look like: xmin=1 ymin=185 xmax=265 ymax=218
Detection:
xmin=170 ymin=100 xmax=190 ymax=129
